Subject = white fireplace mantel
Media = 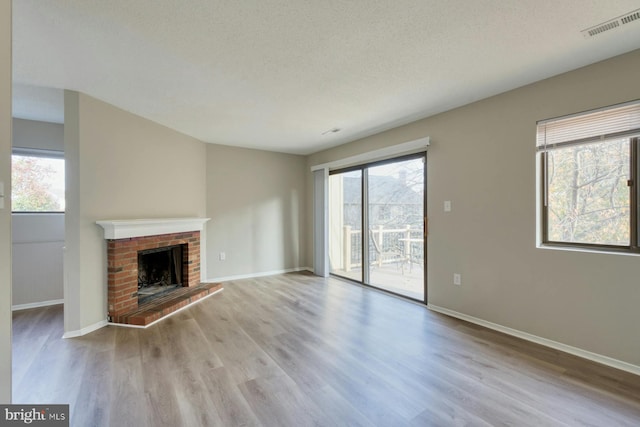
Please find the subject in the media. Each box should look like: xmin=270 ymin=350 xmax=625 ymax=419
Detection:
xmin=96 ymin=218 xmax=210 ymax=240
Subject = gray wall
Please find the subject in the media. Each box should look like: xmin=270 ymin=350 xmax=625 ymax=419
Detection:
xmin=64 ymin=91 xmax=207 ymax=335
xmin=306 ymin=49 xmax=640 ymax=368
xmin=12 ymin=119 xmax=64 ymax=308
xmin=0 ymin=0 xmax=12 ymax=403
xmin=206 ymin=143 xmax=307 ymax=280
xmin=11 ymin=214 xmax=64 ymax=307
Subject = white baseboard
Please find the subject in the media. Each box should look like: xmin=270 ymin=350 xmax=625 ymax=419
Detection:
xmin=208 ymin=266 xmax=313 ymax=283
xmin=427 ymin=304 xmax=640 ymax=377
xmin=12 ymin=299 xmax=64 ymax=311
xmin=62 ymin=319 xmax=109 ymax=339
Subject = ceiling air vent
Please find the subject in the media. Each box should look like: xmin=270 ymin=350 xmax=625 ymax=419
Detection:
xmin=621 ymin=10 xmax=640 ymax=25
xmin=582 ymin=8 xmax=640 ymax=38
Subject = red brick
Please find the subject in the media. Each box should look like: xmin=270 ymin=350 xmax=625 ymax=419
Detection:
xmin=107 ymin=230 xmax=205 ymax=321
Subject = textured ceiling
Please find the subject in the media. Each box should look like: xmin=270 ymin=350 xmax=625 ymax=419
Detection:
xmin=11 ymin=1 xmax=640 ymax=155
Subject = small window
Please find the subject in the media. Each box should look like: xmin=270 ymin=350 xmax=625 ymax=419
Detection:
xmin=537 ymin=101 xmax=640 ymax=252
xmin=11 ymin=150 xmax=65 ymax=212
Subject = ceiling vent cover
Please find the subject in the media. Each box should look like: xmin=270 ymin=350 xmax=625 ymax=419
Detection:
xmin=621 ymin=10 xmax=640 ymax=24
xmin=582 ymin=8 xmax=640 ymax=38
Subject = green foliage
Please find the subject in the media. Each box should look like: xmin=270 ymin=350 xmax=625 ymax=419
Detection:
xmin=11 ymin=156 xmax=61 ymax=211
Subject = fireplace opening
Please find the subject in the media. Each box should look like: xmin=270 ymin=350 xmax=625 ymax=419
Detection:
xmin=137 ymin=244 xmax=185 ymax=304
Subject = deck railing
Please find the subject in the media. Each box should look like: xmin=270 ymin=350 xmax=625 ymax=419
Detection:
xmin=342 ymin=225 xmax=423 ymax=271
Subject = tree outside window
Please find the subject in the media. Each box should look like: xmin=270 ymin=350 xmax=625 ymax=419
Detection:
xmin=11 ymin=154 xmax=65 ymax=212
xmin=546 ymin=138 xmax=630 ymax=246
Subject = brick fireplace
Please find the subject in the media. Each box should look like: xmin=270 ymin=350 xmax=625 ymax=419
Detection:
xmin=97 ymin=218 xmax=221 ymax=326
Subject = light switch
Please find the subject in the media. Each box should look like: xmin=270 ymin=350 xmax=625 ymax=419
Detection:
xmin=444 ymin=200 xmax=451 ymax=212
xmin=0 ymin=182 xmax=4 ymax=209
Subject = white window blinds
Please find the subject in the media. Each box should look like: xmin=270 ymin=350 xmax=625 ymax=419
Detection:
xmin=537 ymin=100 xmax=640 ymax=149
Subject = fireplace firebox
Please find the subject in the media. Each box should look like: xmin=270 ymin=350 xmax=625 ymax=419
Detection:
xmin=137 ymin=244 xmax=185 ymax=304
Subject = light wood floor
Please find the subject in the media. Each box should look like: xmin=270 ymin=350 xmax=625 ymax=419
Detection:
xmin=12 ymin=272 xmax=640 ymax=426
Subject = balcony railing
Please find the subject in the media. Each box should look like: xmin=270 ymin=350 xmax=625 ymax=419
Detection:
xmin=342 ymin=225 xmax=423 ymax=271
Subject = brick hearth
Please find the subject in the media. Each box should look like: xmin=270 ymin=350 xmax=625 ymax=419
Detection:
xmin=111 ymin=282 xmax=222 ymax=326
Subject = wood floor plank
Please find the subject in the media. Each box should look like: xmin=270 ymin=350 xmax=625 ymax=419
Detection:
xmin=191 ymin=301 xmax=286 ymax=385
xmin=11 ymin=272 xmax=640 ymax=426
xmin=11 ymin=305 xmax=63 ymax=387
xmin=109 ymin=354 xmax=148 ymax=427
xmin=171 ymin=365 xmax=225 ymax=427
xmin=72 ymin=349 xmax=114 ymax=427
xmin=238 ymin=373 xmax=333 ymax=427
xmin=114 ymin=325 xmax=142 ymax=361
xmin=141 ymin=350 xmax=183 ymax=427
xmin=159 ymin=316 xmax=225 ymax=373
xmin=199 ymin=366 xmax=263 ymax=427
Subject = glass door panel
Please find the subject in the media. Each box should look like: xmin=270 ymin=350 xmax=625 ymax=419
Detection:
xmin=329 ymin=170 xmax=362 ymax=282
xmin=366 ymin=158 xmax=424 ymax=300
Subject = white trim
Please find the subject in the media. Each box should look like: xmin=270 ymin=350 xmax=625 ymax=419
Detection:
xmin=310 ymin=137 xmax=429 ymax=172
xmin=62 ymin=319 xmax=109 ymax=339
xmin=536 ymin=243 xmax=640 ymax=257
xmin=96 ymin=217 xmax=210 ymax=239
xmin=12 ymin=299 xmax=64 ymax=311
xmin=428 ymin=304 xmax=640 ymax=377
xmin=109 ymin=288 xmax=223 ymax=329
xmin=208 ymin=266 xmax=312 ymax=283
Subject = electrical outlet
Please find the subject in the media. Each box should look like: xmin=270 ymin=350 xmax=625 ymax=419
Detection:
xmin=453 ymin=273 xmax=461 ymax=285
xmin=219 ymin=252 xmax=226 ymax=261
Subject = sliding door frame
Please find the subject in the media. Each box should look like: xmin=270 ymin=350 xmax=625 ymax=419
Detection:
xmin=329 ymin=152 xmax=427 ymax=303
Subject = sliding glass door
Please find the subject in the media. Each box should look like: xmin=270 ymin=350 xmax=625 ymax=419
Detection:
xmin=328 ymin=154 xmax=426 ymax=301
xmin=329 ymin=169 xmax=362 ymax=281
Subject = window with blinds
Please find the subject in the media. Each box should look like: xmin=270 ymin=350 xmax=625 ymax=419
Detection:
xmin=537 ymin=100 xmax=640 ymax=251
